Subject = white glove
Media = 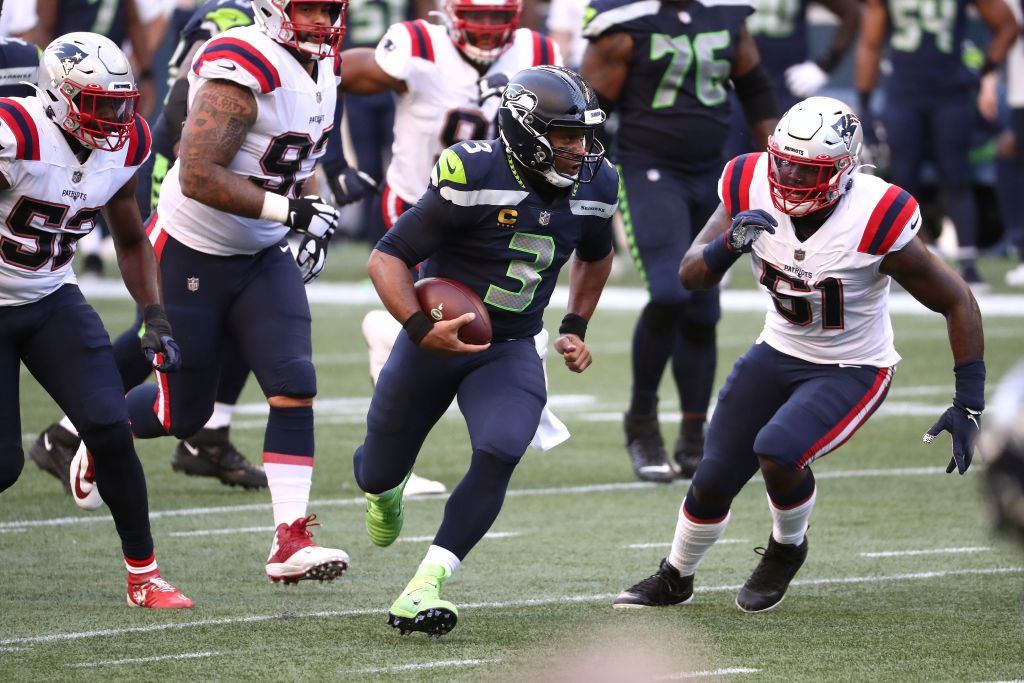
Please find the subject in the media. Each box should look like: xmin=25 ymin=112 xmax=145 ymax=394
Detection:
xmin=785 ymin=61 xmax=829 ymax=98
xmin=295 ymin=235 xmax=328 ymax=284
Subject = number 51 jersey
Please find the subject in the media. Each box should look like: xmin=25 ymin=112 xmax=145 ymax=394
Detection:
xmin=719 ymin=152 xmax=922 ymax=367
xmin=0 ymin=96 xmax=151 ymax=306
xmin=155 ymin=25 xmax=339 ymax=256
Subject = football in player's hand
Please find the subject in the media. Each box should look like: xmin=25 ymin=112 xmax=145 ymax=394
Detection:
xmin=414 ymin=277 xmax=492 ymax=345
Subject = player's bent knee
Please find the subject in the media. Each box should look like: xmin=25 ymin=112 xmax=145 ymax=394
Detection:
xmin=0 ymin=450 xmax=25 ymax=492
xmin=80 ymin=422 xmax=136 ymax=462
xmin=266 ymin=359 xmax=317 ymax=399
xmin=753 ymin=424 xmax=801 ymax=469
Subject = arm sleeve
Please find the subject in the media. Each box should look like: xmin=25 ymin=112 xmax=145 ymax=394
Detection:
xmin=375 ymin=188 xmax=458 ymax=267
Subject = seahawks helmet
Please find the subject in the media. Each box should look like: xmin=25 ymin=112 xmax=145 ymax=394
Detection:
xmin=252 ymin=0 xmax=347 ymax=59
xmin=37 ymin=32 xmax=139 ymax=152
xmin=767 ymin=96 xmax=863 ymax=216
xmin=498 ymin=66 xmax=606 ymax=187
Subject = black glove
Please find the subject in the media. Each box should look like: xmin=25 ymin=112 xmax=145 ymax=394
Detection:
xmin=477 ymin=72 xmax=509 ymax=105
xmin=324 ymin=166 xmax=378 ymax=208
xmin=295 ymin=235 xmax=328 ymax=284
xmin=923 ymin=400 xmax=982 ymax=475
xmin=727 ymin=209 xmax=777 ymax=253
xmin=285 ymin=195 xmax=339 ymax=240
xmin=140 ymin=304 xmax=181 ymax=372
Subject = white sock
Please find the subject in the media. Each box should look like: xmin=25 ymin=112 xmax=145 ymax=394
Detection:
xmin=58 ymin=415 xmax=79 ymax=438
xmin=769 ymin=488 xmax=816 ymax=546
xmin=421 ymin=544 xmax=460 ymax=576
xmin=204 ymin=402 xmax=234 ymax=430
xmin=264 ymin=461 xmax=312 ymax=527
xmin=668 ymin=506 xmax=731 ymax=577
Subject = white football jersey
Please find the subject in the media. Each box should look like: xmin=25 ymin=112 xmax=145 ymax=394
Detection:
xmin=375 ymin=21 xmax=560 ymax=205
xmin=718 ymin=152 xmax=922 ymax=367
xmin=155 ymin=25 xmax=339 ymax=256
xmin=0 ymin=96 xmax=150 ymax=306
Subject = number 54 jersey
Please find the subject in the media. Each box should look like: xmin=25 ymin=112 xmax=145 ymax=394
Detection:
xmin=0 ymin=96 xmax=151 ymax=306
xmin=155 ymin=25 xmax=339 ymax=256
xmin=719 ymin=153 xmax=922 ymax=367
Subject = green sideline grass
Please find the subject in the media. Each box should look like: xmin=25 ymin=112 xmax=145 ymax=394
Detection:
xmin=1 ymin=281 xmax=1022 ymax=681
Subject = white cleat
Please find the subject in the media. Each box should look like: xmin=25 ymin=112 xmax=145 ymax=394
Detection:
xmin=404 ymin=472 xmax=446 ymax=496
xmin=70 ymin=443 xmax=104 ymax=511
xmin=265 ymin=514 xmax=349 ymax=584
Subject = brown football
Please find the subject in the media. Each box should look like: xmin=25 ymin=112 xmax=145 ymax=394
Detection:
xmin=414 ymin=277 xmax=493 ymax=345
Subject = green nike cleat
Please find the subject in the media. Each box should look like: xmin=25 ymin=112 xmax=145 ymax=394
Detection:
xmin=387 ymin=564 xmax=458 ymax=637
xmin=365 ymin=472 xmax=411 ymax=547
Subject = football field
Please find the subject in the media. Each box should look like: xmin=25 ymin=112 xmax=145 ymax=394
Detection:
xmin=2 ymin=256 xmax=1023 ymax=681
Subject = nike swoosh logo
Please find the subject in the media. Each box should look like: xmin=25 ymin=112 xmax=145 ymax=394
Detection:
xmin=411 ymin=598 xmax=421 ymax=605
xmin=909 ymin=217 xmax=920 ymax=230
xmin=838 ymin=363 xmax=861 ymax=368
xmin=445 ymin=159 xmax=458 ymax=175
xmin=967 ymin=415 xmax=979 ymax=429
xmin=280 ymin=245 xmax=290 ymax=253
xmin=220 ymin=63 xmax=237 ymax=71
xmin=43 ymin=434 xmax=51 ymax=451
xmin=183 ymin=442 xmax=200 ymax=456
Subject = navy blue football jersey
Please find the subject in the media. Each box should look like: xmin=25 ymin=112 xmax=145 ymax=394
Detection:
xmin=883 ymin=0 xmax=975 ymax=94
xmin=582 ymin=0 xmax=753 ymax=173
xmin=0 ymin=37 xmax=39 ymax=99
xmin=56 ymin=0 xmax=128 ymax=48
xmin=343 ymin=0 xmax=412 ymax=48
xmin=747 ymin=0 xmax=811 ymax=79
xmin=378 ymin=139 xmax=619 ymax=339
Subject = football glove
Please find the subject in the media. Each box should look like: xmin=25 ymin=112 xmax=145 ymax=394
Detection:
xmin=325 ymin=165 xmax=378 ymax=208
xmin=295 ymin=234 xmax=328 ymax=284
xmin=140 ymin=304 xmax=181 ymax=373
xmin=785 ymin=61 xmax=829 ymax=98
xmin=727 ymin=209 xmax=777 ymax=253
xmin=923 ymin=400 xmax=982 ymax=475
xmin=477 ymin=72 xmax=509 ymax=105
xmin=285 ymin=195 xmax=339 ymax=240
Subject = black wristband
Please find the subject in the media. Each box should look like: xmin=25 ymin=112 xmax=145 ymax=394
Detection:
xmin=403 ymin=310 xmax=434 ymax=346
xmin=980 ymin=58 xmax=998 ymax=77
xmin=559 ymin=313 xmax=588 ymax=341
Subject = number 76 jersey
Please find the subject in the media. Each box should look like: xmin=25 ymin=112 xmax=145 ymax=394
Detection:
xmin=719 ymin=153 xmax=922 ymax=367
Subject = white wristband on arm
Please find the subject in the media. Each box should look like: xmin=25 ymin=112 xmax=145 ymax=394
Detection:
xmin=260 ymin=192 xmax=290 ymax=224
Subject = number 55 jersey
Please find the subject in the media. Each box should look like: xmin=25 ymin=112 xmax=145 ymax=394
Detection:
xmin=155 ymin=25 xmax=339 ymax=256
xmin=0 ymin=96 xmax=151 ymax=306
xmin=720 ymin=152 xmax=922 ymax=367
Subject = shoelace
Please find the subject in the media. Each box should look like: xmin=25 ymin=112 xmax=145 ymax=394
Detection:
xmin=132 ymin=574 xmax=176 ymax=593
xmin=288 ymin=514 xmax=320 ymax=539
xmin=633 ymin=565 xmax=679 ymax=595
xmin=748 ymin=545 xmax=800 ymax=591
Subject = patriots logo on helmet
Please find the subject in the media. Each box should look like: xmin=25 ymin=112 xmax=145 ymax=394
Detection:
xmin=831 ymin=113 xmax=860 ymax=152
xmin=52 ymin=43 xmax=88 ymax=76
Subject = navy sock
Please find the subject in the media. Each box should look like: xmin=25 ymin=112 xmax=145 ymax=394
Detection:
xmin=433 ymin=449 xmax=517 ymax=560
xmin=264 ymin=405 xmax=314 ymax=459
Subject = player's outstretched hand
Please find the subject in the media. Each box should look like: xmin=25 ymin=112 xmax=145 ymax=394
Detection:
xmin=421 ymin=312 xmax=491 ymax=356
xmin=140 ymin=304 xmax=182 ymax=373
xmin=326 ymin=166 xmax=378 ymax=207
xmin=286 ymin=195 xmax=339 ymax=240
xmin=554 ymin=333 xmax=591 ymax=373
xmin=923 ymin=401 xmax=982 ymax=475
xmin=295 ymin=235 xmax=328 ymax=284
xmin=727 ymin=209 xmax=777 ymax=253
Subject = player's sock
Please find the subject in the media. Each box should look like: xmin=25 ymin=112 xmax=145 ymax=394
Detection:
xmin=432 ymin=449 xmax=517 ymax=560
xmin=205 ymin=402 xmax=234 ymax=430
xmin=421 ymin=544 xmax=461 ymax=576
xmin=668 ymin=490 xmax=731 ymax=576
xmin=58 ymin=415 xmax=79 ymax=438
xmin=629 ymin=302 xmax=679 ymax=412
xmin=768 ymin=476 xmax=817 ymax=546
xmin=125 ymin=552 xmax=158 ymax=575
xmin=263 ymin=406 xmax=314 ymax=527
xmin=125 ymin=384 xmax=170 ymax=438
xmin=672 ymin=320 xmax=717 ymax=414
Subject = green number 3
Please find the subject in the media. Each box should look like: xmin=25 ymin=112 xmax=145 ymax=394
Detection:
xmin=484 ymin=232 xmax=555 ymax=313
xmin=651 ymin=31 xmax=732 ymax=109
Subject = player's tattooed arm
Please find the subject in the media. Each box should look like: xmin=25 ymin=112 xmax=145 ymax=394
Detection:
xmin=178 ymin=79 xmax=264 ymax=217
xmin=881 ymin=236 xmax=984 ymax=364
xmin=580 ymin=31 xmax=632 ymax=106
xmin=104 ymin=174 xmax=163 ymax=309
xmin=339 ymin=47 xmax=407 ymax=95
xmin=680 ymin=203 xmax=733 ymax=290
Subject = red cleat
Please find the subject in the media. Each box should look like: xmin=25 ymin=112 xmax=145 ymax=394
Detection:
xmin=127 ymin=570 xmax=195 ymax=609
xmin=266 ymin=514 xmax=349 ymax=584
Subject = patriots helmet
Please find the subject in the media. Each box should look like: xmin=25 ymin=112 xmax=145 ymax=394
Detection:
xmin=251 ymin=0 xmax=347 ymax=59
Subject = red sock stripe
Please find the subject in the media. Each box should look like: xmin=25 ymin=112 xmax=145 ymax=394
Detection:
xmin=263 ymin=452 xmax=314 ymax=466
xmin=769 ymin=488 xmax=816 ymax=511
xmin=682 ymin=506 xmax=729 ymax=525
xmin=125 ymin=553 xmax=156 ymax=568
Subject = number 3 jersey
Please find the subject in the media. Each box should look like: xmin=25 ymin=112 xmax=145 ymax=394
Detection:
xmin=719 ymin=152 xmax=922 ymax=367
xmin=0 ymin=96 xmax=151 ymax=306
xmin=374 ymin=20 xmax=560 ymax=206
xmin=155 ymin=25 xmax=339 ymax=256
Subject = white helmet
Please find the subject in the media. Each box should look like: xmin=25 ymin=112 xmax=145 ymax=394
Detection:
xmin=251 ymin=0 xmax=347 ymax=60
xmin=767 ymin=96 xmax=863 ymax=216
xmin=443 ymin=0 xmax=522 ymax=64
xmin=37 ymin=32 xmax=139 ymax=152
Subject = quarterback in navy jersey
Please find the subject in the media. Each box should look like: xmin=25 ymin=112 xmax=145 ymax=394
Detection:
xmin=355 ymin=66 xmax=617 ymax=636
xmin=855 ymin=0 xmax=1017 ymax=287
xmin=581 ymin=0 xmax=779 ymax=483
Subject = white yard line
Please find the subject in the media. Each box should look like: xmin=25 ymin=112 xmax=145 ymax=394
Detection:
xmin=169 ymin=526 xmax=275 ymax=538
xmin=860 ymin=547 xmax=992 ymax=558
xmin=2 ymin=566 xmax=1019 ymax=648
xmin=345 ymin=658 xmax=501 ymax=674
xmin=0 ymin=467 xmax=950 ymax=532
xmin=399 ymin=531 xmax=521 ymax=543
xmin=657 ymin=668 xmax=762 ymax=680
xmin=71 ymin=651 xmax=220 ymax=668
xmin=626 ymin=540 xmax=748 ymax=549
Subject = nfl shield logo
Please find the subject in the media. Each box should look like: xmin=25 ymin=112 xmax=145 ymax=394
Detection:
xmin=316 ymin=91 xmax=322 ymax=104
xmin=539 ymin=211 xmax=550 ymax=226
xmin=186 ymin=277 xmax=199 ymax=292
xmin=794 ymin=249 xmax=806 ymax=261
xmin=71 ymin=170 xmax=83 ymax=183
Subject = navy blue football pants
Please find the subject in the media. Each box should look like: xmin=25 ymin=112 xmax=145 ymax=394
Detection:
xmin=0 ymin=285 xmax=153 ymax=559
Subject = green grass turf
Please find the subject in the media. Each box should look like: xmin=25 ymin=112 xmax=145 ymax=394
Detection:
xmin=1 ymin=266 xmax=1023 ymax=681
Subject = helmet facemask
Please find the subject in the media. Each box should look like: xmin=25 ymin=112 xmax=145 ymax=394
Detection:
xmin=255 ymin=0 xmax=347 ymax=60
xmin=444 ymin=0 xmax=521 ymax=64
xmin=767 ymin=144 xmax=851 ymax=216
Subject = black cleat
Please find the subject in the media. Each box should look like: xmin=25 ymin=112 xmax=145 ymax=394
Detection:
xmin=171 ymin=427 xmax=267 ymax=489
xmin=613 ymin=558 xmax=694 ymax=608
xmin=736 ymin=535 xmax=808 ymax=613
xmin=387 ymin=608 xmax=458 ymax=637
xmin=673 ymin=421 xmax=705 ymax=480
xmin=624 ymin=412 xmax=675 ymax=483
xmin=28 ymin=423 xmax=81 ymax=494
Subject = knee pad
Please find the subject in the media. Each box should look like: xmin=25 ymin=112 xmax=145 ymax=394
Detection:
xmin=80 ymin=422 xmax=136 ymax=462
xmin=0 ymin=448 xmax=24 ymax=492
xmin=642 ymin=302 xmax=687 ymax=333
xmin=271 ymin=359 xmax=317 ymax=399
